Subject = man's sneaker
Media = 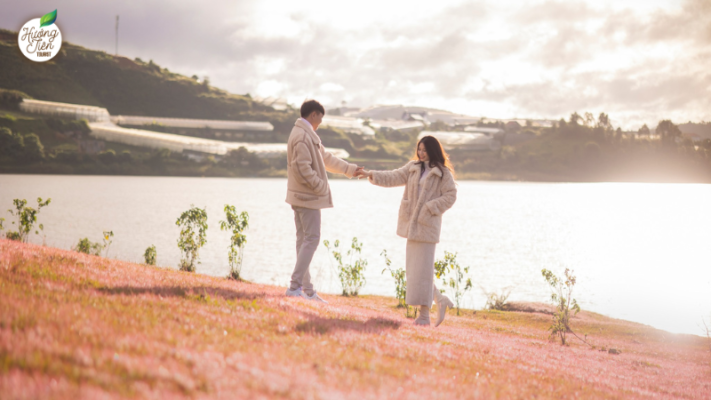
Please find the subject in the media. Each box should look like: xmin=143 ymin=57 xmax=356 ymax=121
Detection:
xmin=285 ymin=287 xmax=303 ymax=297
xmin=301 ymin=292 xmax=328 ymax=303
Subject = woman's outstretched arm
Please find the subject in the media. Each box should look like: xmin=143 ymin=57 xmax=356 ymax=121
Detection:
xmin=364 ymin=161 xmax=414 ymax=188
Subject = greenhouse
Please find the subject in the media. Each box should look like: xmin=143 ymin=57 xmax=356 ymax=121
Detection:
xmin=418 ymin=130 xmax=499 ymax=151
xmin=321 ymin=116 xmax=375 ymax=137
xmin=89 ymin=122 xmax=349 ymax=159
xmin=111 ymin=115 xmax=273 ymax=132
xmin=19 ymin=99 xmax=111 ymax=122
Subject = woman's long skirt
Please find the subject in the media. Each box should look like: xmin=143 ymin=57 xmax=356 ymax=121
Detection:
xmin=405 ymin=239 xmax=436 ymax=307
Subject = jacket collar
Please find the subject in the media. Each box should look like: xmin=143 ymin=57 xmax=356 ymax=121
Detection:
xmin=409 ymin=162 xmax=443 ymax=177
xmin=295 ymin=118 xmax=320 ymax=145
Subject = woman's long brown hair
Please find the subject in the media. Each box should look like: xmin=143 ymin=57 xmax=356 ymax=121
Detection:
xmin=412 ymin=135 xmax=455 ymax=178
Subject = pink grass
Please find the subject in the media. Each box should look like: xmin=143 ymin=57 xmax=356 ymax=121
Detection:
xmin=1 ymin=239 xmax=709 ymax=399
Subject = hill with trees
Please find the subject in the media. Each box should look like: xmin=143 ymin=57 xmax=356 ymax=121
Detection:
xmin=0 ymin=29 xmax=295 ymax=131
xmin=1 ymin=28 xmax=710 ymax=182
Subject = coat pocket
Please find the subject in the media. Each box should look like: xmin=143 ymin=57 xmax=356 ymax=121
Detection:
xmin=294 ymin=193 xmax=318 ymax=202
xmin=416 ymin=205 xmax=437 ymax=228
xmin=398 ymin=199 xmax=410 ymax=220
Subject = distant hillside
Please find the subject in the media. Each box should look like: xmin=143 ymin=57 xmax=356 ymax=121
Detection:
xmin=0 ymin=29 xmax=296 ymax=128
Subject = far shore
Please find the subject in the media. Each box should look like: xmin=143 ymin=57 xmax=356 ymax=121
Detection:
xmin=1 ymin=171 xmax=709 ymax=184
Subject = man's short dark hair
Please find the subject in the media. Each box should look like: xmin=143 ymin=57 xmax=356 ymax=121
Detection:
xmin=300 ymin=100 xmax=325 ymax=118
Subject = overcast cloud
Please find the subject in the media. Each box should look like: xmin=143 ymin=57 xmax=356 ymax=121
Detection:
xmin=1 ymin=0 xmax=709 ymax=128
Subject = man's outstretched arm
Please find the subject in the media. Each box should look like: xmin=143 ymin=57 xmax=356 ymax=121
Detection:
xmin=321 ymin=146 xmax=360 ymax=178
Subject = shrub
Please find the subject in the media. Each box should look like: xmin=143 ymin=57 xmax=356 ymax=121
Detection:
xmin=22 ymin=133 xmax=45 ymax=162
xmin=219 ymin=205 xmax=249 ymax=280
xmin=324 ymin=237 xmax=367 ymax=296
xmin=0 ymin=127 xmax=24 ymax=158
xmin=5 ymin=197 xmax=51 ymax=242
xmin=176 ymin=205 xmax=208 ymax=272
xmin=435 ymin=251 xmax=472 ymax=316
xmin=701 ymin=314 xmax=711 ymax=352
xmin=102 ymin=230 xmax=114 ymax=258
xmin=98 ymin=149 xmax=117 ymax=164
xmin=483 ymin=287 xmax=512 ymax=311
xmin=541 ymin=268 xmax=584 ymax=346
xmin=381 ymin=249 xmax=408 ymax=310
xmin=73 ymin=238 xmax=102 ymax=255
xmin=144 ymin=245 xmax=157 ymax=265
xmin=118 ymin=150 xmax=132 ymax=162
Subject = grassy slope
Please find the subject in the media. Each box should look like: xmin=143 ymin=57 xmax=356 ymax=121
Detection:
xmin=1 ymin=240 xmax=709 ymax=399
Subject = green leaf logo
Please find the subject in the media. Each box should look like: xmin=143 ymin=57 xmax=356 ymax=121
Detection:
xmin=39 ymin=9 xmax=57 ymax=28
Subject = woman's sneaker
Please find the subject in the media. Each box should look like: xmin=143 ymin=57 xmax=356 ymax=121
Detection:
xmin=285 ymin=287 xmax=303 ymax=297
xmin=301 ymin=292 xmax=328 ymax=303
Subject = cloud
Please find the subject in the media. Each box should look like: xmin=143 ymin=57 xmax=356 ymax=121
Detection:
xmin=1 ymin=0 xmax=709 ymax=127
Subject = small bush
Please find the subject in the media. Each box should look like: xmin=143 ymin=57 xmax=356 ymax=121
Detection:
xmin=0 ymin=127 xmax=24 ymax=158
xmin=542 ymin=268 xmax=582 ymax=346
xmin=144 ymin=245 xmax=157 ymax=265
xmin=176 ymin=205 xmax=208 ymax=272
xmin=5 ymin=197 xmax=51 ymax=242
xmin=102 ymin=231 xmax=113 ymax=258
xmin=74 ymin=238 xmax=103 ymax=255
xmin=435 ymin=251 xmax=472 ymax=316
xmin=219 ymin=205 xmax=249 ymax=280
xmin=381 ymin=249 xmax=408 ymax=312
xmin=98 ymin=149 xmax=117 ymax=164
xmin=483 ymin=287 xmax=512 ymax=311
xmin=118 ymin=150 xmax=132 ymax=162
xmin=21 ymin=133 xmax=44 ymax=162
xmin=702 ymin=314 xmax=711 ymax=352
xmin=324 ymin=237 xmax=367 ymax=296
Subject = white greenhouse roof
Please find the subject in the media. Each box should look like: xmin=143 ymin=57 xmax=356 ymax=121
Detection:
xmin=418 ymin=131 xmax=498 ymax=151
xmin=88 ymin=122 xmax=349 ymax=159
xmin=112 ymin=115 xmax=273 ymax=131
xmin=321 ymin=116 xmax=375 ymax=136
xmin=370 ymin=119 xmax=425 ymax=131
xmin=20 ymin=99 xmax=110 ymax=122
xmin=463 ymin=126 xmax=504 ymax=135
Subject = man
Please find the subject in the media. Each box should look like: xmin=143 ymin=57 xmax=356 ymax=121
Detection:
xmin=285 ymin=100 xmax=364 ymax=302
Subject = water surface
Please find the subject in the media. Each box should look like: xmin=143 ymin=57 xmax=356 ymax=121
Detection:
xmin=1 ymin=174 xmax=709 ymax=336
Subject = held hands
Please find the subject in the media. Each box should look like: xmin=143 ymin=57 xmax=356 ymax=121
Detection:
xmin=353 ymin=166 xmax=372 ymax=179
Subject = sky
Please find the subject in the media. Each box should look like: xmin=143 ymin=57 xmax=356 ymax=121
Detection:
xmin=1 ymin=0 xmax=710 ymax=129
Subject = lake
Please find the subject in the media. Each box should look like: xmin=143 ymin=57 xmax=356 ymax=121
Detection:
xmin=1 ymin=174 xmax=709 ymax=336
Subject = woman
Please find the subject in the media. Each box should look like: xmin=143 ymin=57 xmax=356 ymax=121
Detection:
xmin=362 ymin=136 xmax=457 ymax=326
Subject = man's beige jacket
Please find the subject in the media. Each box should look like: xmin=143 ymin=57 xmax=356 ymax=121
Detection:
xmin=286 ymin=118 xmax=358 ymax=209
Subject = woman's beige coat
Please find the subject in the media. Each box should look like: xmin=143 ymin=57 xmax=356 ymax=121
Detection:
xmin=369 ymin=161 xmax=457 ymax=243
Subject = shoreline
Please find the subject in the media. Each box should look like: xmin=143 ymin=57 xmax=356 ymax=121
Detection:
xmin=1 ymin=171 xmax=710 ymax=184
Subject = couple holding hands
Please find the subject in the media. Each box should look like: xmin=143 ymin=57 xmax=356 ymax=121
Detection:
xmin=284 ymin=100 xmax=457 ymax=327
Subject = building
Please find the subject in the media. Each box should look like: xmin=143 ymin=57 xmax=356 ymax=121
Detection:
xmin=19 ymin=99 xmax=110 ymax=122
